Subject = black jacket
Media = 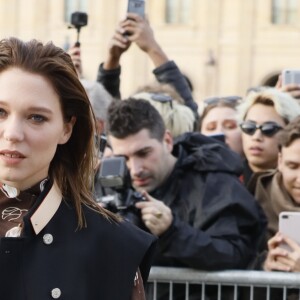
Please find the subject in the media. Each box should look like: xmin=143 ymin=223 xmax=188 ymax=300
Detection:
xmin=151 ymin=132 xmax=267 ymax=270
xmin=0 ymin=182 xmax=157 ymax=300
xmin=96 ymin=60 xmax=199 ymax=122
xmin=153 ymin=61 xmax=198 ymax=116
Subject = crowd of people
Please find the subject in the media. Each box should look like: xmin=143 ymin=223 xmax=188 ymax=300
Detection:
xmin=69 ymin=11 xmax=300 ymax=300
xmin=1 ymin=10 xmax=300 ymax=300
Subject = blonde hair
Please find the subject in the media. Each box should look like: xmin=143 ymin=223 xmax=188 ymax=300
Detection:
xmin=237 ymin=88 xmax=300 ymax=124
xmin=134 ymin=82 xmax=185 ymax=105
xmin=131 ymin=92 xmax=195 ymax=138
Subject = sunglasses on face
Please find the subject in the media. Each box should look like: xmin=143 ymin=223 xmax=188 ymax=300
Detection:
xmin=203 ymin=96 xmax=242 ymax=107
xmin=239 ymin=121 xmax=283 ymax=137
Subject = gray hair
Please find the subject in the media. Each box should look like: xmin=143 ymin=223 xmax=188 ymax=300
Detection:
xmin=237 ymin=88 xmax=300 ymax=124
xmin=80 ymin=79 xmax=113 ymax=121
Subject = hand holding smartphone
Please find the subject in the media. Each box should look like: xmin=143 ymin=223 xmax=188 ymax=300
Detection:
xmin=279 ymin=211 xmax=300 ymax=251
xmin=124 ymin=0 xmax=145 ymax=37
xmin=282 ymin=69 xmax=300 ymax=86
xmin=127 ymin=0 xmax=145 ymax=17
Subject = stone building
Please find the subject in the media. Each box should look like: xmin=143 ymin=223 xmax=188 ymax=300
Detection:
xmin=0 ymin=0 xmax=299 ymax=105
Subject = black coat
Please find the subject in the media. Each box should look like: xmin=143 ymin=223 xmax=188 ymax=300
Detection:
xmin=151 ymin=132 xmax=267 ymax=270
xmin=96 ymin=60 xmax=198 ymax=118
xmin=0 ymin=182 xmax=157 ymax=300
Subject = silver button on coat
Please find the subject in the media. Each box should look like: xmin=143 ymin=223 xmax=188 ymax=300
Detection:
xmin=43 ymin=233 xmax=53 ymax=245
xmin=51 ymin=288 xmax=61 ymax=299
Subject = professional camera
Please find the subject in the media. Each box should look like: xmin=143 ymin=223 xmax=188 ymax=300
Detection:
xmin=97 ymin=156 xmax=145 ymax=227
xmin=68 ymin=11 xmax=88 ymax=47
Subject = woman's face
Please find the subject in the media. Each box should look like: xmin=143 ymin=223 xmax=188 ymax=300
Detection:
xmin=241 ymin=103 xmax=286 ymax=173
xmin=201 ymin=106 xmax=243 ymax=156
xmin=0 ymin=68 xmax=74 ymax=190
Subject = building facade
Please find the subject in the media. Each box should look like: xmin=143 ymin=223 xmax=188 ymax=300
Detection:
xmin=0 ymin=0 xmax=299 ymax=105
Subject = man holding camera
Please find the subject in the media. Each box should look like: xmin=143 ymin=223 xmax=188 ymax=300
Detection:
xmin=107 ymin=98 xmax=266 ymax=271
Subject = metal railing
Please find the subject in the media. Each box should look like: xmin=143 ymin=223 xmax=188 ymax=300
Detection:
xmin=147 ymin=267 xmax=300 ymax=300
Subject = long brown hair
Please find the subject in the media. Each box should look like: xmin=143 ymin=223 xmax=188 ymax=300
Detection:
xmin=0 ymin=37 xmax=117 ymax=227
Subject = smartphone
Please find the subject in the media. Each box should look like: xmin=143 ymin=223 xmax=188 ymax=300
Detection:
xmin=282 ymin=69 xmax=300 ymax=86
xmin=278 ymin=211 xmax=300 ymax=251
xmin=127 ymin=0 xmax=145 ymax=17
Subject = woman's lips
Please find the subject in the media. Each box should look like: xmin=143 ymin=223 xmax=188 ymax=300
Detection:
xmin=0 ymin=150 xmax=25 ymax=165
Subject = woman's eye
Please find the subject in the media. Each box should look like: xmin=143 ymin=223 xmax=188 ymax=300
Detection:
xmin=0 ymin=108 xmax=7 ymax=118
xmin=287 ymin=163 xmax=298 ymax=170
xmin=223 ymin=120 xmax=237 ymax=130
xmin=205 ymin=122 xmax=217 ymax=131
xmin=29 ymin=114 xmax=46 ymax=123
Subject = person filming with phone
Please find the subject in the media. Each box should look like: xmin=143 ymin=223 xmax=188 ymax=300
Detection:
xmin=96 ymin=10 xmax=199 ymax=126
xmin=276 ymin=69 xmax=300 ymax=101
xmin=256 ymin=116 xmax=300 ymax=272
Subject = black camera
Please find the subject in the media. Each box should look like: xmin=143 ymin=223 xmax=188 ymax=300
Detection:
xmin=97 ymin=156 xmax=145 ymax=227
xmin=71 ymin=12 xmax=88 ymax=28
xmin=68 ymin=12 xmax=88 ymax=47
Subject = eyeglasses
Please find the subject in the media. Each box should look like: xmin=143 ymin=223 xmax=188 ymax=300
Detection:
xmin=203 ymin=96 xmax=242 ymax=107
xmin=239 ymin=121 xmax=283 ymax=137
xmin=150 ymin=93 xmax=173 ymax=103
xmin=132 ymin=92 xmax=173 ymax=108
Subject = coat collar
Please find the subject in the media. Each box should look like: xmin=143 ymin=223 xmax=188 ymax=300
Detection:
xmin=30 ymin=181 xmax=62 ymax=235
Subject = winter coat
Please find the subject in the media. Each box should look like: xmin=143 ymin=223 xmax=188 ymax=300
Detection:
xmin=0 ymin=181 xmax=157 ymax=300
xmin=151 ymin=132 xmax=267 ymax=270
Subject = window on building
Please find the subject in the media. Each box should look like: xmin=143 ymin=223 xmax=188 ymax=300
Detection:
xmin=64 ymin=0 xmax=88 ymax=23
xmin=165 ymin=0 xmax=193 ymax=24
xmin=272 ymin=0 xmax=298 ymax=24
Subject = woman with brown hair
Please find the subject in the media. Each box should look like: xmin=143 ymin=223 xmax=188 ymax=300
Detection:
xmin=0 ymin=37 xmax=156 ymax=300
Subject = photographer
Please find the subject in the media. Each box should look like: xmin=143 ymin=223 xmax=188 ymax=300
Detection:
xmin=106 ymin=98 xmax=267 ymax=299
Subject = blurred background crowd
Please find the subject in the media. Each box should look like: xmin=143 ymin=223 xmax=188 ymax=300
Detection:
xmin=1 ymin=0 xmax=299 ymax=102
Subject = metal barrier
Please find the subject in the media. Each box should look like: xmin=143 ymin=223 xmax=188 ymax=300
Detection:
xmin=147 ymin=267 xmax=300 ymax=300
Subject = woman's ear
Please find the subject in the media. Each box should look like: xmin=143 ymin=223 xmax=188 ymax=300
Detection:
xmin=59 ymin=116 xmax=76 ymax=145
